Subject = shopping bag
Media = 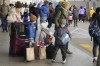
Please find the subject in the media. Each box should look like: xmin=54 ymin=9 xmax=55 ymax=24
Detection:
xmin=39 ymin=46 xmax=46 ymax=59
xmin=26 ymin=42 xmax=35 ymax=61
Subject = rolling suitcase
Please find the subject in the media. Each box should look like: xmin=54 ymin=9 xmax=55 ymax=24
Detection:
xmin=9 ymin=23 xmax=25 ymax=56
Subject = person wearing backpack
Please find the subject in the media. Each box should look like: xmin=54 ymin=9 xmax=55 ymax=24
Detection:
xmin=54 ymin=1 xmax=72 ymax=54
xmin=95 ymin=7 xmax=100 ymax=66
xmin=89 ymin=7 xmax=100 ymax=63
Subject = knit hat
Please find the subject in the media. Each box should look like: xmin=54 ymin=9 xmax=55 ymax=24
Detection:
xmin=96 ymin=7 xmax=100 ymax=14
xmin=60 ymin=1 xmax=68 ymax=8
xmin=60 ymin=19 xmax=66 ymax=25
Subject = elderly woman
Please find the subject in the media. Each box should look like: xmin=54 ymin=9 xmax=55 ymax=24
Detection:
xmin=8 ymin=1 xmax=23 ymax=56
xmin=54 ymin=1 xmax=72 ymax=55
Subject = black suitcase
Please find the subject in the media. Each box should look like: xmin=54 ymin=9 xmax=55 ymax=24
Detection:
xmin=46 ymin=44 xmax=55 ymax=59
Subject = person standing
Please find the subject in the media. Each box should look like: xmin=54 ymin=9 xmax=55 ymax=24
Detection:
xmin=73 ymin=5 xmax=78 ymax=27
xmin=0 ymin=0 xmax=9 ymax=32
xmin=37 ymin=1 xmax=49 ymax=23
xmin=47 ymin=2 xmax=54 ymax=28
xmin=89 ymin=7 xmax=95 ymax=22
xmin=79 ymin=6 xmax=85 ymax=23
xmin=95 ymin=7 xmax=100 ymax=66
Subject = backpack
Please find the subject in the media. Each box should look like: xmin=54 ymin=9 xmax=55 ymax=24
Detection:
xmin=89 ymin=19 xmax=100 ymax=37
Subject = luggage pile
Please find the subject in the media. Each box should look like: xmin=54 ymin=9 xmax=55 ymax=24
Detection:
xmin=9 ymin=22 xmax=54 ymax=61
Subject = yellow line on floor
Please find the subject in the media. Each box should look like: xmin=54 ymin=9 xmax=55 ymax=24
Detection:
xmin=80 ymin=44 xmax=99 ymax=55
xmin=80 ymin=44 xmax=92 ymax=52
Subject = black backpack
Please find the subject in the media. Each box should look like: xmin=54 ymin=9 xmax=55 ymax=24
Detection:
xmin=89 ymin=19 xmax=100 ymax=37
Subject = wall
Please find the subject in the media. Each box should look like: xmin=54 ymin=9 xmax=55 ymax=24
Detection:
xmin=0 ymin=0 xmax=10 ymax=5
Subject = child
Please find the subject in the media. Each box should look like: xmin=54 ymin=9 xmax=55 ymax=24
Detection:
xmin=52 ymin=19 xmax=71 ymax=64
xmin=25 ymin=12 xmax=37 ymax=42
xmin=38 ymin=25 xmax=53 ymax=46
xmin=68 ymin=11 xmax=73 ymax=26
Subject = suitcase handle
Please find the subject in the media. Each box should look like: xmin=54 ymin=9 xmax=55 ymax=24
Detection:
xmin=29 ymin=42 xmax=32 ymax=48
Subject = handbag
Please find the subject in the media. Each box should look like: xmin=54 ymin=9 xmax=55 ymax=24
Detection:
xmin=26 ymin=42 xmax=35 ymax=61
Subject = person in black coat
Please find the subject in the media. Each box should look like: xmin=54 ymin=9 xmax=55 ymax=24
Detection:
xmin=91 ymin=7 xmax=100 ymax=64
xmin=95 ymin=7 xmax=100 ymax=66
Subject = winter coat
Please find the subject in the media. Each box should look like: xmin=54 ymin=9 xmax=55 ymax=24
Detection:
xmin=54 ymin=25 xmax=71 ymax=45
xmin=79 ymin=8 xmax=85 ymax=14
xmin=90 ymin=9 xmax=95 ymax=17
xmin=38 ymin=3 xmax=49 ymax=18
xmin=25 ymin=22 xmax=37 ymax=41
xmin=73 ymin=8 xmax=79 ymax=19
xmin=54 ymin=8 xmax=68 ymax=30
xmin=0 ymin=4 xmax=9 ymax=17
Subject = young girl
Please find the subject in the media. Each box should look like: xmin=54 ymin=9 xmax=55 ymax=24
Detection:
xmin=68 ymin=11 xmax=73 ymax=26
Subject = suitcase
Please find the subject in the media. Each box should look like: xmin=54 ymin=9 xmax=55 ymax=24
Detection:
xmin=9 ymin=23 xmax=25 ymax=56
xmin=9 ymin=35 xmax=25 ymax=56
xmin=46 ymin=44 xmax=55 ymax=59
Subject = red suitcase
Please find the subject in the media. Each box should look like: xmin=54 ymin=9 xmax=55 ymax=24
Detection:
xmin=9 ymin=33 xmax=25 ymax=56
xmin=9 ymin=23 xmax=25 ymax=56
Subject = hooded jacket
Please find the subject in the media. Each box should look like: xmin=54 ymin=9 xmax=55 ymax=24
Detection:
xmin=38 ymin=3 xmax=49 ymax=17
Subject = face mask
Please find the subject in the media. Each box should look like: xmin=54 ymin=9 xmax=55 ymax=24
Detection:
xmin=61 ymin=25 xmax=65 ymax=27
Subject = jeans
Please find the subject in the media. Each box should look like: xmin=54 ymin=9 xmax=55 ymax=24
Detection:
xmin=1 ymin=17 xmax=8 ymax=31
xmin=40 ymin=17 xmax=47 ymax=23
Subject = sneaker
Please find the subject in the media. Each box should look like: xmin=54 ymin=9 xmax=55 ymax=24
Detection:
xmin=93 ymin=57 xmax=97 ymax=63
xmin=66 ymin=49 xmax=72 ymax=54
xmin=93 ymin=59 xmax=97 ymax=63
xmin=62 ymin=59 xmax=66 ymax=64
xmin=51 ymin=59 xmax=56 ymax=63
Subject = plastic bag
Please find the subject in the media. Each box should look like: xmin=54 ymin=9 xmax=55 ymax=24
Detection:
xmin=61 ymin=33 xmax=69 ymax=45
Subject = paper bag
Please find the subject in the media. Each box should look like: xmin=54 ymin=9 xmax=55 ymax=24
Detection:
xmin=26 ymin=42 xmax=35 ymax=61
xmin=39 ymin=46 xmax=46 ymax=59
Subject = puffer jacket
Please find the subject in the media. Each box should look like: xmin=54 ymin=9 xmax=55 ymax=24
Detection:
xmin=54 ymin=8 xmax=68 ymax=30
xmin=25 ymin=22 xmax=37 ymax=41
xmin=54 ymin=25 xmax=71 ymax=45
xmin=38 ymin=3 xmax=49 ymax=17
